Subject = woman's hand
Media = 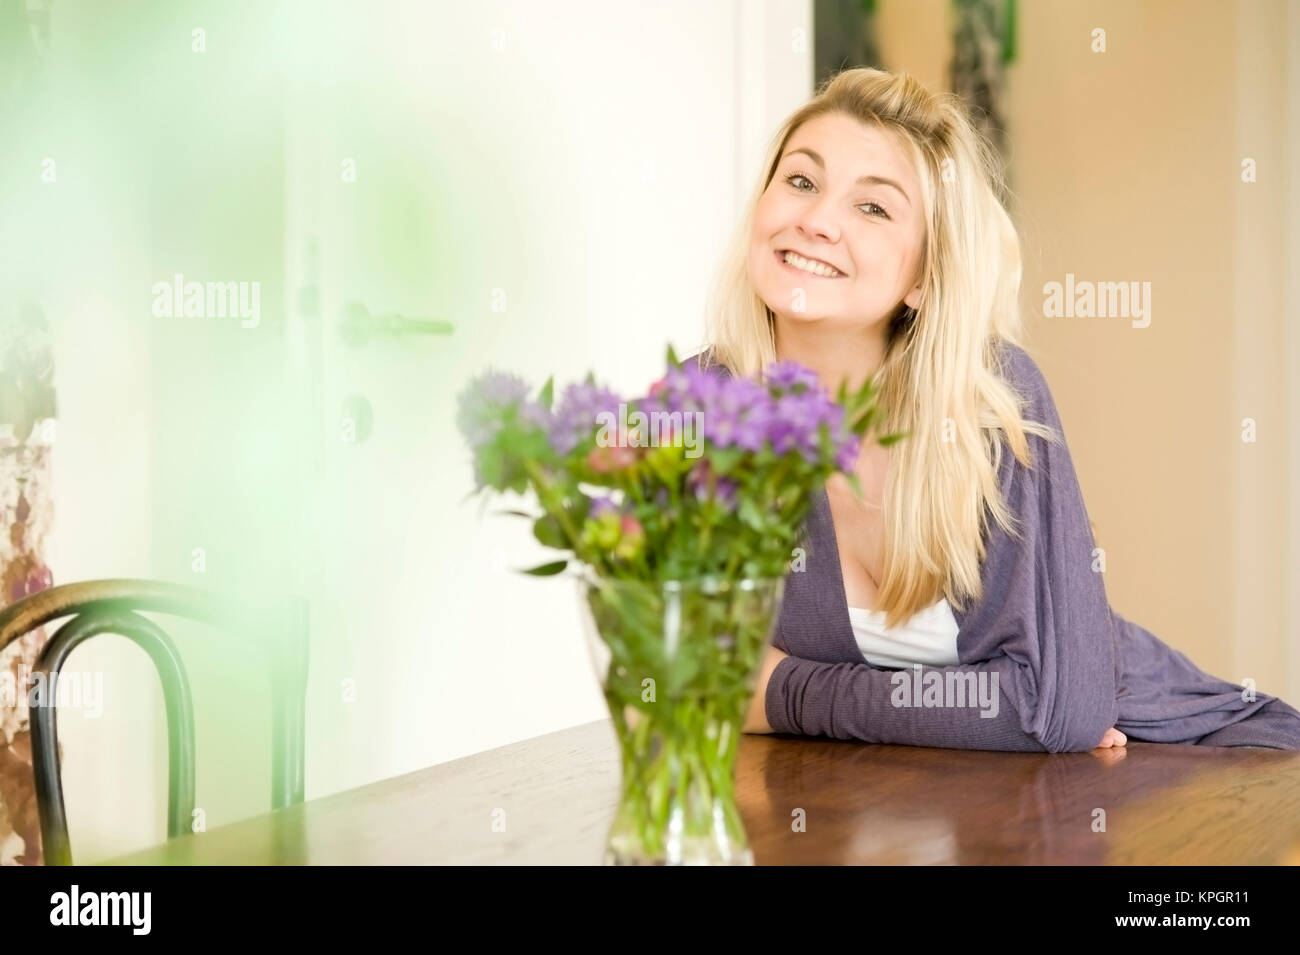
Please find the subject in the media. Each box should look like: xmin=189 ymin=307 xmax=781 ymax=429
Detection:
xmin=1095 ymin=726 xmax=1127 ymax=748
xmin=743 ymin=644 xmax=789 ymax=734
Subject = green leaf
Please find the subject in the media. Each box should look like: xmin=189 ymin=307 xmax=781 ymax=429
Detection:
xmin=738 ymin=496 xmax=767 ymax=532
xmin=476 ymin=444 xmax=506 ymax=489
xmin=493 ymin=509 xmax=536 ymax=519
xmin=877 ymin=429 xmax=910 ymax=447
xmin=532 ymin=515 xmax=567 ymax=549
xmin=538 ymin=375 xmax=554 ymax=412
xmin=666 ymin=343 xmax=681 ymax=367
xmin=708 ymin=446 xmax=743 ymax=475
xmin=519 ymin=560 xmax=569 ymax=576
xmin=852 ymin=402 xmax=879 ymax=436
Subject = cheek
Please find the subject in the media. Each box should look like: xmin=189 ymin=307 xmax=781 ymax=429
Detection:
xmin=856 ymin=231 xmax=917 ymax=280
xmin=750 ymin=204 xmax=781 ymax=260
xmin=752 ymin=194 xmax=780 ymax=235
xmin=746 ymin=233 xmax=773 ymax=290
xmin=895 ymin=234 xmax=924 ymax=285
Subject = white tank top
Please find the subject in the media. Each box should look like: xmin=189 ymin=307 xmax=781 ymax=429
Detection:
xmin=847 ymin=598 xmax=961 ymax=669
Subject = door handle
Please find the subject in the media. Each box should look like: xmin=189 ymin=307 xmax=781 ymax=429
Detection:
xmin=340 ymin=302 xmax=454 ymax=348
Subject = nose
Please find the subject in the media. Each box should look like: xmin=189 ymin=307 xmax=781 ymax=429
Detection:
xmin=794 ymin=192 xmax=841 ymax=245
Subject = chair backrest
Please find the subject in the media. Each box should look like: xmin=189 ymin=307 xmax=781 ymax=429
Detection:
xmin=0 ymin=579 xmax=308 ymax=865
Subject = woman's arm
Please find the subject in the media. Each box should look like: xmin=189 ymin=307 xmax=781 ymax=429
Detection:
xmin=748 ymin=644 xmax=1126 ymax=748
xmin=743 ymin=644 xmax=788 ymax=734
xmin=763 ymin=653 xmax=1120 ymax=751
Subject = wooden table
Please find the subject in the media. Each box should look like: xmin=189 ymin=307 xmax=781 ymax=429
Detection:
xmin=107 ymin=720 xmax=1300 ymax=864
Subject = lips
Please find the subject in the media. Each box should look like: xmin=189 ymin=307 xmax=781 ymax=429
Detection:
xmin=775 ymin=249 xmax=847 ymax=278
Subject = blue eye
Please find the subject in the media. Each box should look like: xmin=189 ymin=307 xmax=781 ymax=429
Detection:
xmin=781 ymin=172 xmax=891 ymax=220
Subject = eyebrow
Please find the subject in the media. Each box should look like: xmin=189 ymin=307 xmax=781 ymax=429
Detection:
xmin=781 ymin=147 xmax=912 ymax=206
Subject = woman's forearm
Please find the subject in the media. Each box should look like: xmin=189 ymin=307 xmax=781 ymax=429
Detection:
xmin=742 ymin=644 xmax=789 ymax=734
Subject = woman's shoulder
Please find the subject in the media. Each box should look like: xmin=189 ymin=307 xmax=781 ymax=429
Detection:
xmin=677 ymin=346 xmax=734 ymax=379
xmin=991 ymin=338 xmax=1059 ymax=426
xmin=992 ymin=338 xmax=1043 ymax=392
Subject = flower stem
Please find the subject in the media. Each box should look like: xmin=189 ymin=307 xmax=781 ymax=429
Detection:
xmin=524 ymin=459 xmax=582 ymax=549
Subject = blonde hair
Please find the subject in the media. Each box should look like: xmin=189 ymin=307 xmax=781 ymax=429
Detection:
xmin=700 ymin=67 xmax=1062 ymax=629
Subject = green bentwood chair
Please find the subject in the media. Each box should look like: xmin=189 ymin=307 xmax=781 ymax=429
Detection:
xmin=0 ymin=579 xmax=308 ymax=865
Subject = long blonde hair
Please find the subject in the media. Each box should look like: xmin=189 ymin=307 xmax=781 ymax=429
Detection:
xmin=700 ymin=67 xmax=1062 ymax=628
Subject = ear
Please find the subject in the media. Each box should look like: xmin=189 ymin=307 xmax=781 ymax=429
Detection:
xmin=903 ymin=284 xmax=922 ymax=311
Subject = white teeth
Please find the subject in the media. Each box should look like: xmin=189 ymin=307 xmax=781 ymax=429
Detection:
xmin=782 ymin=251 xmax=842 ymax=277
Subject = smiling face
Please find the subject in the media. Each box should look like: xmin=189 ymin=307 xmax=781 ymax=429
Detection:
xmin=748 ymin=112 xmax=927 ymax=335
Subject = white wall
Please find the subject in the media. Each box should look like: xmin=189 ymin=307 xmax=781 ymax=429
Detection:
xmin=280 ymin=0 xmax=816 ymax=803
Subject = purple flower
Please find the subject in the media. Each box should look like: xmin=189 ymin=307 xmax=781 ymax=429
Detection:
xmin=456 ymin=370 xmax=534 ymax=450
xmin=689 ymin=376 xmax=768 ymax=452
xmin=590 ymin=495 xmax=618 ymax=518
xmin=684 ymin=364 xmax=725 ymax=405
xmin=685 ymin=460 xmax=712 ymax=498
xmin=732 ymin=405 xmax=772 ymax=452
xmin=548 ymin=381 xmax=624 ymax=455
xmin=721 ymin=379 xmax=775 ymax=452
xmin=758 ymin=360 xmax=863 ymax=460
xmin=646 ymin=363 xmax=730 ymax=414
xmin=763 ymin=361 xmax=823 ymax=393
xmin=645 ymin=367 xmax=690 ymax=412
xmin=702 ymin=410 xmax=738 ymax=449
xmin=685 ymin=460 xmax=738 ymax=510
xmin=822 ymin=402 xmax=862 ymax=471
xmin=835 ymin=433 xmax=861 ymax=472
xmin=521 ymin=402 xmax=553 ymax=432
xmin=644 ymin=366 xmax=860 ymax=463
xmin=713 ymin=477 xmax=738 ymax=509
xmin=769 ymin=391 xmax=822 ymax=454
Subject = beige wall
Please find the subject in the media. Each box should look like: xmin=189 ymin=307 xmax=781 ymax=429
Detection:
xmin=878 ymin=0 xmax=1298 ymax=700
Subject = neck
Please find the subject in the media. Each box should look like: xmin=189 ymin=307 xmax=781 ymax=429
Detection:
xmin=772 ymin=315 xmax=888 ymax=396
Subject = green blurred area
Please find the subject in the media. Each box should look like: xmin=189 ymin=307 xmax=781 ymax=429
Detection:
xmin=1 ymin=0 xmax=585 ymax=860
xmin=3 ymin=0 xmax=330 ymax=850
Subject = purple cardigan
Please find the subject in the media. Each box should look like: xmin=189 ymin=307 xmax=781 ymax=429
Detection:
xmin=687 ymin=343 xmax=1300 ymax=751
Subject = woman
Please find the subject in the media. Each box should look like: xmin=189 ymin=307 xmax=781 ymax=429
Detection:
xmin=690 ymin=67 xmax=1300 ymax=752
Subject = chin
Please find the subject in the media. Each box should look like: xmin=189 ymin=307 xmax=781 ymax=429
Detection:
xmin=767 ymin=302 xmax=834 ymax=325
xmin=774 ymin=307 xmax=824 ymax=323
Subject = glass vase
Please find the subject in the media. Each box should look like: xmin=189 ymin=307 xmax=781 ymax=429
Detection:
xmin=577 ymin=573 xmax=785 ymax=865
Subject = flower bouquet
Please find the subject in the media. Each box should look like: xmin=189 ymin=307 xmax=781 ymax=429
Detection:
xmin=456 ymin=346 xmax=902 ymax=864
